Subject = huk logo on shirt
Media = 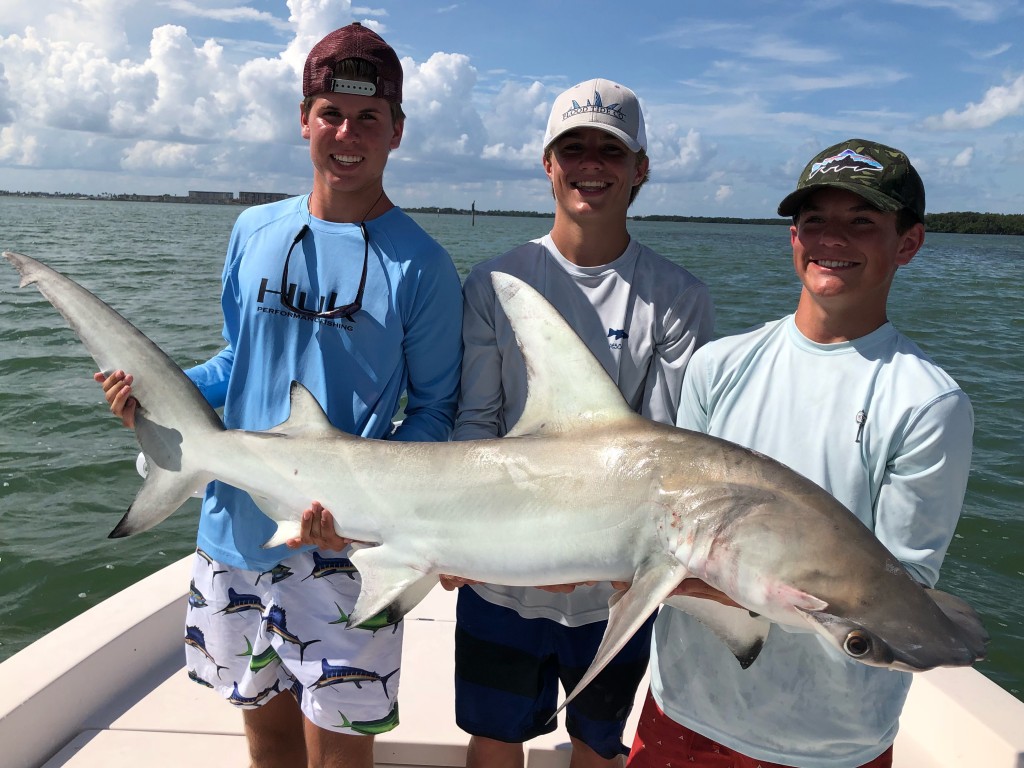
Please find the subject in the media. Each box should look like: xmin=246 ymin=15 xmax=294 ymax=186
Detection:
xmin=255 ymin=277 xmax=354 ymax=330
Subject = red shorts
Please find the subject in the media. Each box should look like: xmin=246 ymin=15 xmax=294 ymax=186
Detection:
xmin=626 ymin=691 xmax=893 ymax=768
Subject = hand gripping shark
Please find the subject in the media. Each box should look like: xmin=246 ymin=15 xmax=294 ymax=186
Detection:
xmin=4 ymin=250 xmax=988 ymax=714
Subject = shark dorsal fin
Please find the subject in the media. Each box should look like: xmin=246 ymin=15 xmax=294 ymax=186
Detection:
xmin=491 ymin=272 xmax=638 ymax=437
xmin=268 ymin=382 xmax=344 ymax=438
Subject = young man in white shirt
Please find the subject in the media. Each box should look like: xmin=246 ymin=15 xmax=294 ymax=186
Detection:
xmin=448 ymin=78 xmax=715 ymax=768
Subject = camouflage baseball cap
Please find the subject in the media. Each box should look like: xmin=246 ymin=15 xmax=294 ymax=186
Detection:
xmin=777 ymin=139 xmax=925 ymax=222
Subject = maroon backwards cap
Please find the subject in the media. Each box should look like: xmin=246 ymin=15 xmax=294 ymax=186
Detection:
xmin=302 ymin=22 xmax=403 ymax=103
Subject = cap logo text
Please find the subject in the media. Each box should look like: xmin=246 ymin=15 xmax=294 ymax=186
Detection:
xmin=563 ymin=91 xmax=626 ymax=123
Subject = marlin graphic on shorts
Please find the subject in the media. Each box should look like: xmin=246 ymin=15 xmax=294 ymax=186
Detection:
xmin=287 ymin=674 xmax=303 ymax=701
xmin=238 ymin=636 xmax=281 ymax=673
xmin=195 ymin=547 xmax=228 ymax=579
xmin=262 ymin=606 xmax=320 ymax=662
xmin=255 ymin=563 xmax=293 ymax=585
xmin=188 ymin=579 xmax=208 ymax=609
xmin=330 ymin=602 xmax=400 ymax=634
xmin=188 ymin=669 xmax=214 ymax=688
xmin=218 ymin=587 xmax=266 ymax=616
xmin=336 ymin=702 xmax=400 ymax=735
xmin=302 ymin=551 xmax=358 ymax=581
xmin=228 ymin=680 xmax=281 ymax=708
xmin=184 ymin=625 xmax=228 ymax=678
xmin=310 ymin=659 xmax=399 ymax=698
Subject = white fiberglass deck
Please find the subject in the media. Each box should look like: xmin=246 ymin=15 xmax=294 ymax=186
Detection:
xmin=1 ymin=556 xmax=1022 ymax=768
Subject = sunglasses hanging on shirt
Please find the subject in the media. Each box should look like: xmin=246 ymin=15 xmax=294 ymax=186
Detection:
xmin=278 ymin=189 xmax=384 ymax=321
xmin=279 ymin=221 xmax=369 ymax=321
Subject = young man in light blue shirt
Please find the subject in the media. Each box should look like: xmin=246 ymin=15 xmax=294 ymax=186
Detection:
xmin=96 ymin=23 xmax=463 ymax=768
xmin=628 ymin=139 xmax=974 ymax=768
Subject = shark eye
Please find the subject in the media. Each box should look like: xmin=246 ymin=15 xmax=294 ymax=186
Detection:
xmin=843 ymin=631 xmax=872 ymax=658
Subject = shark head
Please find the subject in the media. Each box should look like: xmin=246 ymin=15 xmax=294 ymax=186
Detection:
xmin=798 ymin=583 xmax=989 ymax=671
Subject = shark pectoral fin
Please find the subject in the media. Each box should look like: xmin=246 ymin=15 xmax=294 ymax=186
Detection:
xmin=346 ymin=546 xmax=434 ymax=628
xmin=381 ymin=572 xmax=438 ymax=624
xmin=662 ymin=595 xmax=771 ymax=668
xmin=261 ymin=520 xmax=303 ymax=549
xmin=552 ymin=556 xmax=688 ymax=721
xmin=109 ymin=453 xmax=210 ymax=538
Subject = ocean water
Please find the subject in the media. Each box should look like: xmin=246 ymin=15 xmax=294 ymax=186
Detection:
xmin=1 ymin=196 xmax=1021 ymax=701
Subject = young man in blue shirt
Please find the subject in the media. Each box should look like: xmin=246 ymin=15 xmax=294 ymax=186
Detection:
xmin=97 ymin=23 xmax=463 ymax=768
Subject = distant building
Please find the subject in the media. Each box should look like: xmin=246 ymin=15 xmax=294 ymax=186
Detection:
xmin=238 ymin=191 xmax=291 ymax=206
xmin=188 ymin=190 xmax=235 ymax=204
xmin=118 ymin=193 xmax=189 ymax=203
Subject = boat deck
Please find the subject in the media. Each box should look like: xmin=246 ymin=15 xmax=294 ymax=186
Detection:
xmin=2 ymin=556 xmax=1022 ymax=767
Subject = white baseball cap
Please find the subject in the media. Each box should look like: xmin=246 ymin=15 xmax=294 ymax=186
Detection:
xmin=542 ymin=78 xmax=647 ymax=153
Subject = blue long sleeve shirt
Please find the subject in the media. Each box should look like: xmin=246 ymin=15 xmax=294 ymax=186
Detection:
xmin=185 ymin=195 xmax=463 ymax=570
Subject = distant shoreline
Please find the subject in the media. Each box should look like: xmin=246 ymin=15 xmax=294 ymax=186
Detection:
xmin=2 ymin=190 xmax=1021 ymax=236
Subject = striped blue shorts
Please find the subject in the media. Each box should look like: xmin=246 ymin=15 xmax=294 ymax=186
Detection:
xmin=454 ymin=586 xmax=654 ymax=759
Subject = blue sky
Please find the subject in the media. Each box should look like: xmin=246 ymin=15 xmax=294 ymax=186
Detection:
xmin=1 ymin=0 xmax=1022 ymax=217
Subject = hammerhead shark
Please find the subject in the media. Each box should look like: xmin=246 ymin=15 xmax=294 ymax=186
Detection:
xmin=4 ymin=250 xmax=987 ymax=712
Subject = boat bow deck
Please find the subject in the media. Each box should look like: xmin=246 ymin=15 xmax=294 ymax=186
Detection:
xmin=1 ymin=556 xmax=1021 ymax=767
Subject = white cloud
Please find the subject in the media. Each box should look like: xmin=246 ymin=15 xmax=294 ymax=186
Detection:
xmin=924 ymin=74 xmax=1024 ymax=130
xmin=121 ymin=139 xmax=200 ymax=171
xmin=653 ymin=22 xmax=837 ymax=65
xmin=0 ymin=124 xmax=40 ymax=165
xmin=649 ymin=128 xmax=715 ymax=183
xmin=0 ymin=0 xmax=469 ymax=190
xmin=715 ymin=184 xmax=733 ymax=203
xmin=402 ymin=51 xmax=484 ymax=156
xmin=976 ymin=42 xmax=1012 ymax=59
xmin=0 ymin=62 xmax=14 ymax=125
xmin=890 ymin=0 xmax=1007 ymax=23
xmin=479 ymin=80 xmax=549 ymax=169
xmin=164 ymin=0 xmax=292 ymax=30
xmin=952 ymin=147 xmax=974 ymax=167
xmin=21 ymin=0 xmax=134 ymax=55
xmin=144 ymin=26 xmax=232 ymax=138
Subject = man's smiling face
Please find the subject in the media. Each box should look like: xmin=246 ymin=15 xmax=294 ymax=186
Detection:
xmin=301 ymin=91 xmax=403 ymax=202
xmin=544 ymin=127 xmax=646 ymax=220
xmin=791 ymin=187 xmax=921 ymax=322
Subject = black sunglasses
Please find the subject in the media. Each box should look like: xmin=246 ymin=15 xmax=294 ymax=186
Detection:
xmin=279 ymin=223 xmax=369 ymax=321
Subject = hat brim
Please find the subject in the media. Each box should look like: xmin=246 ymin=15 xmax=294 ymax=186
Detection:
xmin=543 ymin=123 xmax=643 ymax=154
xmin=777 ymin=182 xmax=904 ymax=218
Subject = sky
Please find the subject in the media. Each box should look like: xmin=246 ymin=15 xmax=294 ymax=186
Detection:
xmin=1 ymin=0 xmax=1023 ymax=218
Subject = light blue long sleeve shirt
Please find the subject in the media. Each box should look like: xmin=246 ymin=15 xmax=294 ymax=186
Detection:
xmin=185 ymin=195 xmax=463 ymax=571
xmin=652 ymin=315 xmax=974 ymax=767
